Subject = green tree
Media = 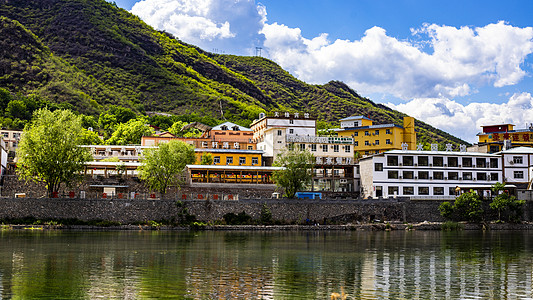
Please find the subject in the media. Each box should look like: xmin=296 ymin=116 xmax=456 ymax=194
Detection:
xmin=453 ymin=190 xmax=483 ymax=222
xmin=490 ymin=182 xmax=525 ymax=222
xmin=138 ymin=140 xmax=196 ymax=195
xmin=200 ymin=153 xmax=213 ymax=165
xmin=78 ymin=128 xmax=102 ymax=145
xmin=0 ymin=87 xmax=12 ymax=112
xmin=16 ymin=109 xmax=92 ymax=197
xmin=272 ymin=149 xmax=314 ymax=198
xmin=106 ymin=118 xmax=154 ymax=145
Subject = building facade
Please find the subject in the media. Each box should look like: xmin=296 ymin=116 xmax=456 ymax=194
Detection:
xmin=498 ymin=147 xmax=533 ymax=189
xmin=250 ymin=112 xmax=316 ymax=143
xmin=475 ymin=123 xmax=533 ymax=153
xmin=359 ymin=150 xmax=502 ymax=199
xmin=335 ymin=116 xmax=417 ymax=156
xmin=0 ymin=129 xmax=22 ymax=155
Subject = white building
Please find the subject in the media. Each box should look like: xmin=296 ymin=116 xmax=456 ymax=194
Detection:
xmin=498 ymin=147 xmax=533 ymax=188
xmin=250 ymin=112 xmax=316 ymax=143
xmin=359 ymin=150 xmax=502 ymax=199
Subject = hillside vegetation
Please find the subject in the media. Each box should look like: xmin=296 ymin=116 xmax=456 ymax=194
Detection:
xmin=0 ymin=0 xmax=467 ymax=145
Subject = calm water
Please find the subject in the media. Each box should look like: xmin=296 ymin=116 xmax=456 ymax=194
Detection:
xmin=1 ymin=230 xmax=533 ymax=299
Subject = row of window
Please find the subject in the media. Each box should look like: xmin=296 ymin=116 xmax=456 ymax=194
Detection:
xmin=382 ymin=169 xmax=499 ymax=181
xmin=385 ymin=156 xmax=499 ymax=168
xmin=384 ymin=186 xmax=457 ymax=196
xmin=291 ymin=144 xmax=351 ymax=153
xmin=212 ymin=156 xmax=259 ymax=165
xmin=352 ymin=129 xmax=392 ymax=136
xmin=358 ymin=139 xmax=392 ymax=146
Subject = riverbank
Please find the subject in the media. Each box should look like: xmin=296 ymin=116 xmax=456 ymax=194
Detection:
xmin=3 ymin=222 xmax=533 ymax=231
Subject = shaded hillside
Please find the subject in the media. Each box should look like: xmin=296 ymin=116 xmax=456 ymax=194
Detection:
xmin=0 ymin=0 xmax=468 ymax=145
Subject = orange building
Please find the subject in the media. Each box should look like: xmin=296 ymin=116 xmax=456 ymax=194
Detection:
xmin=475 ymin=123 xmax=533 ymax=153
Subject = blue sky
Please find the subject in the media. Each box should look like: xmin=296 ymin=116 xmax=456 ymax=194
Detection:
xmin=111 ymin=0 xmax=533 ymax=143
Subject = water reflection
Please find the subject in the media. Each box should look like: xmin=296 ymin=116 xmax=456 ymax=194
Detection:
xmin=1 ymin=230 xmax=533 ymax=299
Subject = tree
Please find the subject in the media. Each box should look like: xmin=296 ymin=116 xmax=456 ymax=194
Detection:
xmin=78 ymin=128 xmax=102 ymax=145
xmin=200 ymin=153 xmax=213 ymax=165
xmin=490 ymin=182 xmax=525 ymax=222
xmin=272 ymin=149 xmax=314 ymax=198
xmin=16 ymin=109 xmax=92 ymax=197
xmin=138 ymin=140 xmax=196 ymax=195
xmin=106 ymin=118 xmax=154 ymax=145
xmin=445 ymin=190 xmax=483 ymax=222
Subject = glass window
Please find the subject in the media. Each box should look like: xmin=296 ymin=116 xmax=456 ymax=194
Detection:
xmin=252 ymin=157 xmax=258 ymax=165
xmin=403 ymin=186 xmax=414 ymax=195
xmin=374 ymin=130 xmax=379 ymax=135
xmin=403 ymin=156 xmax=414 ymax=166
xmin=310 ymin=144 xmax=317 ymax=152
xmin=462 ymin=157 xmax=472 ymax=167
xmin=418 ymin=187 xmax=429 ymax=195
xmin=353 ymin=132 xmax=358 ymax=137
xmin=433 ymin=187 xmax=444 ymax=195
xmin=226 ymin=157 xmax=233 ymax=164
xmin=418 ymin=156 xmax=428 ymax=166
xmin=386 ymin=139 xmax=392 ymax=145
xmin=490 ymin=173 xmax=499 ymax=181
xmin=365 ymin=151 xmax=370 ymax=155
xmin=289 ymin=129 xmax=294 ymax=134
xmin=418 ymin=171 xmax=429 ymax=179
xmin=477 ymin=172 xmax=487 ymax=180
xmin=288 ymin=144 xmax=294 ymax=150
xmin=322 ymin=144 xmax=328 ymax=152
xmin=388 ymin=170 xmax=399 ymax=179
xmin=386 ymin=129 xmax=391 ymax=134
xmin=387 ymin=156 xmax=398 ymax=166
xmin=433 ymin=156 xmax=443 ymax=167
xmin=374 ymin=140 xmax=379 ymax=145
xmin=299 ymin=144 xmax=305 ymax=151
xmin=463 ymin=172 xmax=472 ymax=180
xmin=354 ymin=141 xmax=359 ymax=146
xmin=403 ymin=171 xmax=414 ymax=179
xmin=448 ymin=172 xmax=459 ymax=180
xmin=365 ymin=141 xmax=370 ymax=146
xmin=289 ymin=119 xmax=294 ymax=124
xmin=239 ymin=157 xmax=246 ymax=165
xmin=375 ymin=163 xmax=383 ymax=171
xmin=213 ymin=156 xmax=220 ymax=164
xmin=513 ymin=156 xmax=523 ymax=164
xmin=388 ymin=186 xmax=399 ymax=196
xmin=345 ymin=145 xmax=351 ymax=153
xmin=433 ymin=171 xmax=444 ymax=180
xmin=476 ymin=158 xmax=486 ymax=168
xmin=490 ymin=158 xmax=498 ymax=168
xmin=365 ymin=131 xmax=370 ymax=136
xmin=514 ymin=171 xmax=524 ymax=179
xmin=277 ymin=130 xmax=282 ymax=136
xmin=448 ymin=157 xmax=458 ymax=167
xmin=333 ymin=145 xmax=339 ymax=152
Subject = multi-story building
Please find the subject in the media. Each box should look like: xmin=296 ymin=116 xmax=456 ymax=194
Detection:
xmin=474 ymin=123 xmax=533 ymax=153
xmin=196 ymin=149 xmax=263 ymax=167
xmin=334 ymin=116 xmax=417 ymax=156
xmin=250 ymin=112 xmax=316 ymax=143
xmin=497 ymin=147 xmax=533 ymax=189
xmin=0 ymin=129 xmax=22 ymax=155
xmin=359 ymin=149 xmax=502 ymax=199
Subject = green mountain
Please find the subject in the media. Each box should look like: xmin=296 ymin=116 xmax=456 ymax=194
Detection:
xmin=0 ymin=0 xmax=467 ymax=145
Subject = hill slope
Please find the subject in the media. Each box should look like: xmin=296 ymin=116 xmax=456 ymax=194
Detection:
xmin=0 ymin=0 xmax=467 ymax=145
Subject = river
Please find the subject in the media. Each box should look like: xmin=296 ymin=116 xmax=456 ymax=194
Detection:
xmin=0 ymin=229 xmax=532 ymax=299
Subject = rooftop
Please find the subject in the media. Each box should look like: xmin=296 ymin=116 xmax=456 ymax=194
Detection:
xmin=339 ymin=115 xmax=373 ymax=122
xmin=496 ymin=146 xmax=533 ymax=154
xmin=212 ymin=121 xmax=252 ymax=132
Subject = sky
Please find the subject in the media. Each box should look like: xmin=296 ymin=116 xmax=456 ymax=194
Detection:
xmin=110 ymin=0 xmax=533 ymax=143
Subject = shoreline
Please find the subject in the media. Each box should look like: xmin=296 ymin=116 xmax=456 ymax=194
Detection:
xmin=3 ymin=222 xmax=533 ymax=231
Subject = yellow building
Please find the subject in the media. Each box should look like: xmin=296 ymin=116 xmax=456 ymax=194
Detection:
xmin=334 ymin=116 xmax=416 ymax=156
xmin=195 ymin=149 xmax=262 ymax=167
xmin=475 ymin=123 xmax=533 ymax=153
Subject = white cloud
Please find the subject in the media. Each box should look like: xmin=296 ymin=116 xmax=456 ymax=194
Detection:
xmin=262 ymin=21 xmax=533 ymax=99
xmin=131 ymin=0 xmax=265 ymax=54
xmin=387 ymin=93 xmax=533 ymax=143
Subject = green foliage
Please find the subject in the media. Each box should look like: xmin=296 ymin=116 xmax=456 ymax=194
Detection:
xmin=175 ymin=200 xmax=197 ymax=225
xmin=260 ymin=203 xmax=273 ymax=225
xmin=223 ymin=211 xmax=252 ymax=225
xmin=138 ymin=140 xmax=196 ymax=194
xmin=200 ymin=153 xmax=213 ymax=165
xmin=441 ymin=190 xmax=484 ymax=222
xmin=106 ymin=118 xmax=154 ymax=145
xmin=438 ymin=201 xmax=455 ymax=219
xmin=272 ymin=149 xmax=315 ymax=198
xmin=16 ymin=109 xmax=92 ymax=197
xmin=490 ymin=182 xmax=525 ymax=222
xmin=78 ymin=128 xmax=102 ymax=145
xmin=441 ymin=221 xmax=464 ymax=231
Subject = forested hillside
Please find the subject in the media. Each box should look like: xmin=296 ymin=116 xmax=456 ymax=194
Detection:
xmin=0 ymin=0 xmax=467 ymax=145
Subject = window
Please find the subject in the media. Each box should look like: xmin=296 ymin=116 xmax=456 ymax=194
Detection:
xmin=345 ymin=145 xmax=351 ymax=153
xmin=403 ymin=171 xmax=414 ymax=179
xmin=354 ymin=141 xmax=359 ymax=146
xmin=333 ymin=145 xmax=339 ymax=152
xmin=403 ymin=156 xmax=414 ymax=166
xmin=374 ymin=140 xmax=379 ymax=145
xmin=462 ymin=157 xmax=472 ymax=167
xmin=386 ymin=139 xmax=392 ymax=145
xmin=388 ymin=170 xmax=399 ymax=179
xmin=12 ymin=142 xmax=17 ymax=148
xmin=365 ymin=141 xmax=370 ymax=146
xmin=476 ymin=158 xmax=486 ymax=168
xmin=477 ymin=173 xmax=487 ymax=181
xmin=386 ymin=129 xmax=391 ymax=134
xmin=277 ymin=130 xmax=282 ymax=136
xmin=513 ymin=156 xmax=523 ymax=164
xmin=353 ymin=132 xmax=358 ymax=137
xmin=299 ymin=144 xmax=306 ymax=151
xmin=463 ymin=172 xmax=472 ymax=180
xmin=433 ymin=157 xmax=443 ymax=167
xmin=418 ymin=187 xmax=429 ymax=195
xmin=375 ymin=163 xmax=383 ymax=171
xmin=375 ymin=150 xmax=379 ymax=154
xmin=353 ymin=121 xmax=359 ymax=127
xmin=490 ymin=158 xmax=498 ymax=168
xmin=289 ymin=129 xmax=294 ymax=134
xmin=226 ymin=157 xmax=233 ymax=164
xmin=490 ymin=173 xmax=499 ymax=181
xmin=514 ymin=171 xmax=524 ymax=179
xmin=387 ymin=156 xmax=399 ymax=166
xmin=239 ymin=157 xmax=246 ymax=165
xmin=449 ymin=187 xmax=457 ymax=196
xmin=288 ymin=144 xmax=294 ymax=150
xmin=365 ymin=151 xmax=370 ymax=155
xmin=448 ymin=172 xmax=459 ymax=180
xmin=418 ymin=156 xmax=429 ymax=166
xmin=252 ymin=157 xmax=258 ymax=165
xmin=365 ymin=131 xmax=370 ymax=136
xmin=433 ymin=187 xmax=444 ymax=195
xmin=403 ymin=186 xmax=414 ymax=195
xmin=388 ymin=186 xmax=399 ymax=196
xmin=322 ymin=144 xmax=328 ymax=152
xmin=2 ymin=132 xmax=8 ymax=138
xmin=248 ymin=146 xmax=253 ymax=150
xmin=289 ymin=119 xmax=294 ymax=124
xmin=213 ymin=156 xmax=220 ymax=164
xmin=418 ymin=171 xmax=429 ymax=179
xmin=374 ymin=130 xmax=379 ymax=135
xmin=434 ymin=172 xmax=444 ymax=180
xmin=448 ymin=157 xmax=458 ymax=167
xmin=310 ymin=144 xmax=317 ymax=152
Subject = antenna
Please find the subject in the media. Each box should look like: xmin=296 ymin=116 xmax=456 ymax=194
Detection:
xmin=255 ymin=47 xmax=262 ymax=57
